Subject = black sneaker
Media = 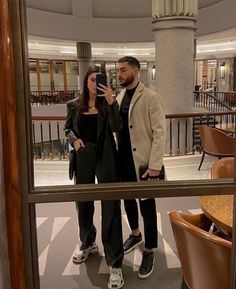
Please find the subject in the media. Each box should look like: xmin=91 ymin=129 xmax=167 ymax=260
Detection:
xmin=138 ymin=252 xmax=155 ymax=279
xmin=123 ymin=233 xmax=142 ymax=254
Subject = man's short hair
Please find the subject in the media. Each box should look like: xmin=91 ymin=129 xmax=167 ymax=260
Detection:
xmin=117 ymin=56 xmax=141 ymax=70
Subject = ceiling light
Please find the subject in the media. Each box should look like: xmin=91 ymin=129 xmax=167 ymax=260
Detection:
xmin=118 ymin=52 xmax=150 ymax=56
xmin=59 ymin=50 xmax=75 ymax=54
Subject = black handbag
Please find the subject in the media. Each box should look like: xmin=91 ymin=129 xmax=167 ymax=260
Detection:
xmin=69 ymin=150 xmax=76 ymax=180
xmin=139 ymin=164 xmax=165 ymax=180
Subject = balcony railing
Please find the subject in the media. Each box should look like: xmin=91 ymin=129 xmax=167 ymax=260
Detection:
xmin=31 ymin=90 xmax=79 ymax=105
xmin=32 ymin=111 xmax=235 ymax=159
xmin=194 ymin=91 xmax=235 ymax=111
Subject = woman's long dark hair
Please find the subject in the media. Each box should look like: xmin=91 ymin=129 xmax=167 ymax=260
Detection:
xmin=78 ymin=65 xmax=106 ymax=114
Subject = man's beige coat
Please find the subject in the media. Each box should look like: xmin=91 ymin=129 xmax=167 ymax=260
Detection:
xmin=116 ymin=82 xmax=166 ymax=180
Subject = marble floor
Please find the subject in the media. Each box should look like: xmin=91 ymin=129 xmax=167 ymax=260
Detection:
xmin=34 ymin=153 xmax=217 ymax=289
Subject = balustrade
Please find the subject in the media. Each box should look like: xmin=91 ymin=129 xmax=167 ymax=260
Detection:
xmin=30 ymin=90 xmax=79 ymax=105
xmin=32 ymin=111 xmax=235 ymax=159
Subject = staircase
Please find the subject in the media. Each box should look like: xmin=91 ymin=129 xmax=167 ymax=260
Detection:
xmin=192 ymin=115 xmax=217 ymax=151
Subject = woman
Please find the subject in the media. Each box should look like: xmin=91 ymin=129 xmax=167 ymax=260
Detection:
xmin=64 ymin=66 xmax=124 ymax=289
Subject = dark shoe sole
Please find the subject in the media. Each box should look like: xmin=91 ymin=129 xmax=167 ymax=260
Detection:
xmin=138 ymin=256 xmax=155 ymax=279
xmin=124 ymin=240 xmax=143 ymax=254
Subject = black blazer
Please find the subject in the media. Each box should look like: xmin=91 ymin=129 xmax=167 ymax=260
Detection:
xmin=64 ymin=98 xmax=121 ymax=182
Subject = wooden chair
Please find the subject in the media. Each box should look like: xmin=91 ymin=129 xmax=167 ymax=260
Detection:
xmin=169 ymin=211 xmax=231 ymax=289
xmin=198 ymin=125 xmax=234 ymax=170
xmin=211 ymin=157 xmax=234 ymax=179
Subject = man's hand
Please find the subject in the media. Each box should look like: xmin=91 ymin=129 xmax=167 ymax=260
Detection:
xmin=142 ymin=169 xmax=160 ymax=182
xmin=73 ymin=139 xmax=85 ymax=151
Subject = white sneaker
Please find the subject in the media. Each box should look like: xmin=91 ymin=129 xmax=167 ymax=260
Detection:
xmin=73 ymin=242 xmax=98 ymax=264
xmin=107 ymin=267 xmax=124 ymax=289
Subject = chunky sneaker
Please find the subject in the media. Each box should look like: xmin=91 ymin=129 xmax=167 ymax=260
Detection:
xmin=107 ymin=267 xmax=124 ymax=289
xmin=138 ymin=251 xmax=155 ymax=279
xmin=123 ymin=233 xmax=142 ymax=254
xmin=73 ymin=242 xmax=98 ymax=264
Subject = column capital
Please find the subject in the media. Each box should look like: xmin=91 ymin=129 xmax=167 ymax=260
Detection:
xmin=152 ymin=0 xmax=198 ymax=22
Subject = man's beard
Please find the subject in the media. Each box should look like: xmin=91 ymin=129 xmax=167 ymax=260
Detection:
xmin=119 ymin=74 xmax=135 ymax=87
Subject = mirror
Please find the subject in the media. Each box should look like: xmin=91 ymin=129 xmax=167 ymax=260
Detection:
xmin=20 ymin=2 xmax=236 ymax=289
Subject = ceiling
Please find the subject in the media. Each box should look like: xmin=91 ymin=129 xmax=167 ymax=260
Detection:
xmin=26 ymin=0 xmax=223 ymax=16
xmin=27 ymin=0 xmax=236 ymax=60
xmin=26 ymin=0 xmax=236 ymax=43
xmin=198 ymin=0 xmax=222 ymax=8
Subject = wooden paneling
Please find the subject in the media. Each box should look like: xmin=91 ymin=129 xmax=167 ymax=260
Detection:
xmin=202 ymin=60 xmax=208 ymax=89
xmin=234 ymin=57 xmax=236 ymax=91
xmin=36 ymin=60 xmax=41 ymax=90
xmin=0 ymin=0 xmax=26 ymax=288
xmin=63 ymin=60 xmax=67 ymax=90
xmin=49 ymin=60 xmax=54 ymax=90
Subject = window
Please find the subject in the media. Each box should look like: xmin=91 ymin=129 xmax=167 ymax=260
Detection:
xmin=66 ymin=61 xmax=78 ymax=74
xmin=39 ymin=61 xmax=49 ymax=73
xmin=53 ymin=61 xmax=63 ymax=74
xmin=29 ymin=60 xmax=37 ymax=73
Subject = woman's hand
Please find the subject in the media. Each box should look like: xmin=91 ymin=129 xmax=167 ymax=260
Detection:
xmin=97 ymin=84 xmax=114 ymax=105
xmin=73 ymin=139 xmax=85 ymax=151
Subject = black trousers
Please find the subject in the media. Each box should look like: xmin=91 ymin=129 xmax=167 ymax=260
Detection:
xmin=75 ymin=143 xmax=123 ymax=268
xmin=119 ymin=154 xmax=158 ymax=249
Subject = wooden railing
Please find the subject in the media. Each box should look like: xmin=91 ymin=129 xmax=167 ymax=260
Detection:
xmin=32 ymin=111 xmax=235 ymax=159
xmin=30 ymin=90 xmax=79 ymax=105
xmin=194 ymin=91 xmax=235 ymax=111
xmin=30 ymin=90 xmax=236 ymax=110
xmin=166 ymin=111 xmax=235 ymax=156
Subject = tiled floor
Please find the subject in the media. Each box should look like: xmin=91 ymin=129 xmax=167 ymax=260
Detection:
xmin=34 ymin=153 xmax=217 ymax=289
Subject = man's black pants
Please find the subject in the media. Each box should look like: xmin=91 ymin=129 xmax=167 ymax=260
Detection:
xmin=119 ymin=154 xmax=158 ymax=249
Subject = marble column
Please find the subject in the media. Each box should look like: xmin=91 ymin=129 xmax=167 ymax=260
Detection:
xmin=76 ymin=42 xmax=93 ymax=92
xmin=152 ymin=0 xmax=198 ymax=154
xmin=0 ymin=122 xmax=11 ymax=289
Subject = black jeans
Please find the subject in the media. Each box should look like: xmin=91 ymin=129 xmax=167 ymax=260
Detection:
xmin=75 ymin=143 xmax=123 ymax=268
xmin=119 ymin=154 xmax=158 ymax=249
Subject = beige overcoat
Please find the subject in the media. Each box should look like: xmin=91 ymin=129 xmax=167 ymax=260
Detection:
xmin=116 ymin=82 xmax=166 ymax=180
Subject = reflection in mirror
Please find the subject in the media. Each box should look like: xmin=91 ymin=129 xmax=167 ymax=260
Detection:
xmin=36 ymin=194 xmax=227 ymax=289
xmin=30 ymin=60 xmax=236 ymax=186
xmin=28 ymin=7 xmax=236 ymax=189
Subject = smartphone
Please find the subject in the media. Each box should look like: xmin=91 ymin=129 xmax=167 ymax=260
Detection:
xmin=96 ymin=73 xmax=107 ymax=97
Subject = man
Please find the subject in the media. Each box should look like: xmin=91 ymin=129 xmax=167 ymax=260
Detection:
xmin=116 ymin=56 xmax=166 ymax=279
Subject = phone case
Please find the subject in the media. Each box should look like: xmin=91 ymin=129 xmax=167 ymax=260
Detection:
xmin=96 ymin=74 xmax=107 ymax=97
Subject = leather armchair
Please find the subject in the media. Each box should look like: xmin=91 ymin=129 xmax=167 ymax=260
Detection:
xmin=169 ymin=211 xmax=231 ymax=289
